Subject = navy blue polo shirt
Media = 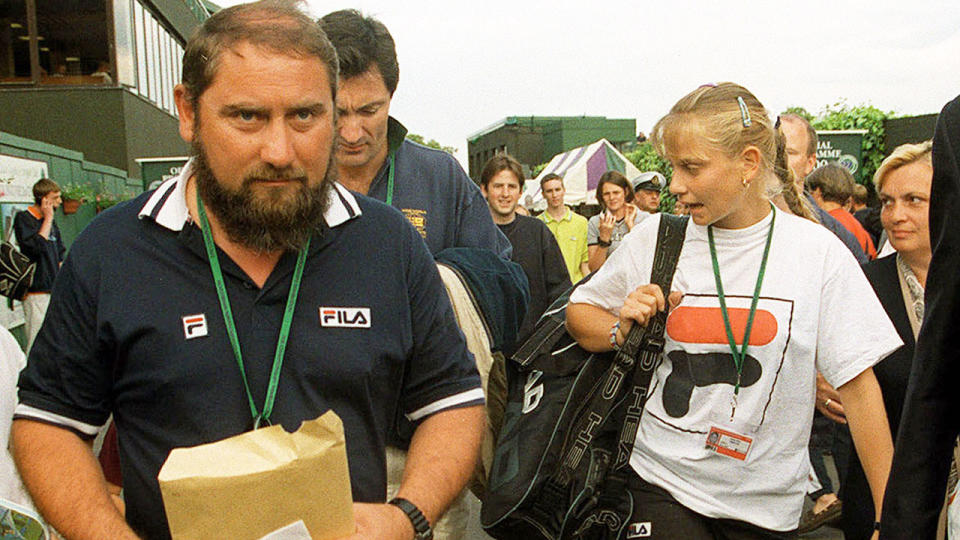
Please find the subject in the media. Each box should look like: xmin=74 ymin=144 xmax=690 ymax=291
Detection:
xmin=16 ymin=161 xmax=483 ymax=540
xmin=365 ymin=117 xmax=512 ymax=259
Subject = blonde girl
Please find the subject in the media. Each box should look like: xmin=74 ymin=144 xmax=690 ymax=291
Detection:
xmin=566 ymin=83 xmax=899 ymax=539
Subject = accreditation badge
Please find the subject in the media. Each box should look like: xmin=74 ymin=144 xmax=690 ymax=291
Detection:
xmin=704 ymin=426 xmax=753 ymax=461
xmin=705 ymin=409 xmax=758 ymax=461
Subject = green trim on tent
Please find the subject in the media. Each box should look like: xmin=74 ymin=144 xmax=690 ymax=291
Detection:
xmin=605 ymin=144 xmax=625 ymax=174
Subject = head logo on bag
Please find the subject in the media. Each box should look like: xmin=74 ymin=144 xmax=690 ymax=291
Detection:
xmin=522 ymin=370 xmax=543 ymax=413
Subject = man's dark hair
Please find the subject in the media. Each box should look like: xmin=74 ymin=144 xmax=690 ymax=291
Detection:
xmin=480 ymin=154 xmax=524 ymax=188
xmin=540 ymin=173 xmax=563 ymax=190
xmin=806 ymin=164 xmax=855 ymax=205
xmin=32 ymin=178 xmax=60 ymax=206
xmin=851 ymin=183 xmax=868 ymax=205
xmin=319 ymin=9 xmax=399 ymax=95
xmin=181 ymin=0 xmax=338 ymax=106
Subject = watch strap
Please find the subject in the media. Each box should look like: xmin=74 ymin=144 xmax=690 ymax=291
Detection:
xmin=388 ymin=497 xmax=432 ymax=540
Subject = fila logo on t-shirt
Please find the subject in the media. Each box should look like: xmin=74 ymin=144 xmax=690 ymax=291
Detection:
xmin=626 ymin=522 xmax=651 ymax=538
xmin=319 ymin=307 xmax=371 ymax=328
xmin=182 ymin=314 xmax=208 ymax=339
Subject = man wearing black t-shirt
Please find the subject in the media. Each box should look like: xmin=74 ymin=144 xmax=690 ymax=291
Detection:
xmin=480 ymin=154 xmax=570 ymax=354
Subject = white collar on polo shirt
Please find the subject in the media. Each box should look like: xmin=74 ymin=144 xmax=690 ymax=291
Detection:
xmin=138 ymin=158 xmax=361 ymax=232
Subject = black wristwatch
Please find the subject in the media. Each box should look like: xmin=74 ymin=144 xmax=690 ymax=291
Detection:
xmin=388 ymin=497 xmax=433 ymax=540
xmin=596 ymin=238 xmax=612 ymax=247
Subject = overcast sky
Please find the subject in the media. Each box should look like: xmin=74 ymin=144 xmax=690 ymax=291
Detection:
xmin=217 ymin=0 xmax=960 ymax=167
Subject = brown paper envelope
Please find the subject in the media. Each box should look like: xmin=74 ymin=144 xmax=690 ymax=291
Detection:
xmin=158 ymin=410 xmax=354 ymax=540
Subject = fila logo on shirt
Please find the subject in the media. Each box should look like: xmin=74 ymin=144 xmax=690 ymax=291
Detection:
xmin=626 ymin=522 xmax=652 ymax=538
xmin=319 ymin=307 xmax=371 ymax=328
xmin=182 ymin=314 xmax=208 ymax=340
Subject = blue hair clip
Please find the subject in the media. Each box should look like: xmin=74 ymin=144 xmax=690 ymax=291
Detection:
xmin=737 ymin=97 xmax=752 ymax=127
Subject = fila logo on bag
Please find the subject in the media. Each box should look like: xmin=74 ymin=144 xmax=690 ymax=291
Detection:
xmin=626 ymin=522 xmax=652 ymax=538
xmin=319 ymin=307 xmax=371 ymax=328
xmin=182 ymin=314 xmax=208 ymax=339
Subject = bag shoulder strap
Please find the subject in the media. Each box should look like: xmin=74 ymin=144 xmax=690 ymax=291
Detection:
xmin=617 ymin=214 xmax=688 ymax=358
xmin=553 ymin=215 xmax=688 ymax=484
xmin=610 ymin=214 xmax=688 ymax=471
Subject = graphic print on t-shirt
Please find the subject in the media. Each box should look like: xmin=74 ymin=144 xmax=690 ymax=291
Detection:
xmin=656 ymin=292 xmax=793 ymax=429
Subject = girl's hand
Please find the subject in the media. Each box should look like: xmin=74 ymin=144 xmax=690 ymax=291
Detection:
xmin=616 ymin=286 xmax=684 ymax=345
xmin=597 ymin=211 xmax=616 ymax=243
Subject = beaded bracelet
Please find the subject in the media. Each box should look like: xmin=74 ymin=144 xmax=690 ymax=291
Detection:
xmin=609 ymin=320 xmax=621 ymax=350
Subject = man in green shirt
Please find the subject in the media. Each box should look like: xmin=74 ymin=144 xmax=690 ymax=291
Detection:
xmin=537 ymin=173 xmax=590 ymax=282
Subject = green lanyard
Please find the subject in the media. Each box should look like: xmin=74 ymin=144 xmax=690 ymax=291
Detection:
xmin=385 ymin=154 xmax=396 ymax=206
xmin=707 ymin=205 xmax=775 ymax=420
xmin=195 ymin=190 xmax=310 ymax=429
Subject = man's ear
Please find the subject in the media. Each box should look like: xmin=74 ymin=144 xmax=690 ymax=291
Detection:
xmin=804 ymin=153 xmax=817 ymax=178
xmin=480 ymin=184 xmax=489 ymax=199
xmin=174 ymin=84 xmax=197 ymax=143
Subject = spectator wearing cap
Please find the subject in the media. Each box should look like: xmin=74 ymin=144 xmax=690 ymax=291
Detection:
xmin=632 ymin=171 xmax=664 ymax=213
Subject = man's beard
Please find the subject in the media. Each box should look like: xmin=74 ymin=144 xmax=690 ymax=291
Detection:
xmin=192 ymin=139 xmax=336 ymax=253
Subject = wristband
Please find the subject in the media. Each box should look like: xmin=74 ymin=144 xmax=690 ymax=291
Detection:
xmin=596 ymin=239 xmax=612 ymax=247
xmin=873 ymin=521 xmax=881 ymax=531
xmin=609 ymin=321 xmax=622 ymax=350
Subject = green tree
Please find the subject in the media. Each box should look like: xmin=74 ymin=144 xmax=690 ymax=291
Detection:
xmin=782 ymin=101 xmax=896 ymax=188
xmin=781 ymin=106 xmax=814 ymax=123
xmin=810 ymin=101 xmax=894 ymax=186
xmin=531 ymin=162 xmax=550 ymax=177
xmin=406 ymin=133 xmax=457 ymax=155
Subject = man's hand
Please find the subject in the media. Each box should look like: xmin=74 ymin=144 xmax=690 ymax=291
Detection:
xmin=41 ymin=195 xmax=56 ymax=221
xmin=815 ymin=372 xmax=846 ymax=423
xmin=342 ymin=502 xmax=412 ymax=540
xmin=624 ymin=204 xmax=638 ymax=231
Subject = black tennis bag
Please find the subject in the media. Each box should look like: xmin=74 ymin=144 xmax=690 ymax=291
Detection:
xmin=481 ymin=214 xmax=687 ymax=540
xmin=0 ymin=241 xmax=35 ymax=301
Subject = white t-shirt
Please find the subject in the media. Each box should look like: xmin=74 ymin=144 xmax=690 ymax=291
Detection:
xmin=1 ymin=326 xmax=31 ymax=509
xmin=569 ymin=207 xmax=902 ymax=531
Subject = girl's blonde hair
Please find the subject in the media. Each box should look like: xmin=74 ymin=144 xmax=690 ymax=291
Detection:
xmin=650 ymin=82 xmax=776 ymax=189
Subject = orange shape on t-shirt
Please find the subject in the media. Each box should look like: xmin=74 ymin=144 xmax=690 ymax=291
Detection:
xmin=666 ymin=305 xmax=777 ymax=346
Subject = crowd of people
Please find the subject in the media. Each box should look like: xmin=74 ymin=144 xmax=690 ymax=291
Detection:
xmin=1 ymin=1 xmax=958 ymax=540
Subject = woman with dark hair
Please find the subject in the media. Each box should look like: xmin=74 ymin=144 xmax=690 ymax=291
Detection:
xmin=587 ymin=171 xmax=646 ymax=271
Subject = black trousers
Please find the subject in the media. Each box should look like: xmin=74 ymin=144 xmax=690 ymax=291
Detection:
xmin=626 ymin=474 xmax=797 ymax=540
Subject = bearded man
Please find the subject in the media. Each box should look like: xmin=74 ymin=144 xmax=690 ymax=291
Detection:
xmin=10 ymin=3 xmax=483 ymax=540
